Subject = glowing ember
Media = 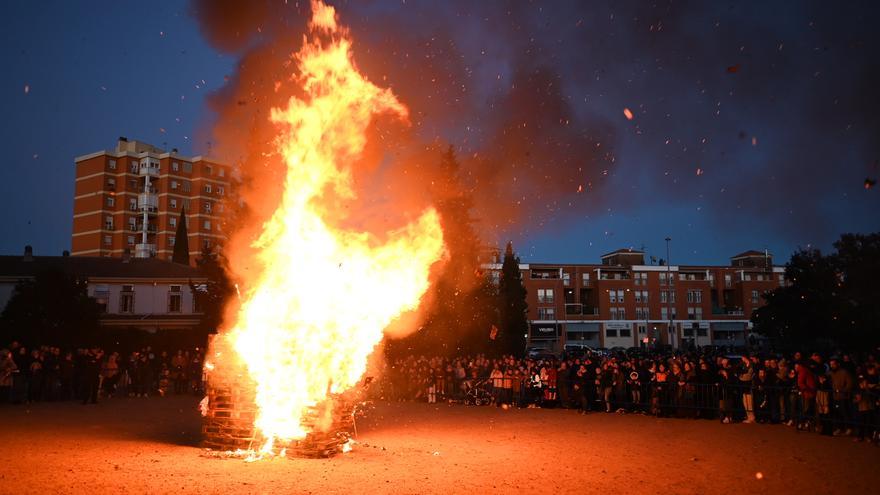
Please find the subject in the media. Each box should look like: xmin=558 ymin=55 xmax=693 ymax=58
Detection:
xmin=221 ymin=0 xmax=444 ymax=453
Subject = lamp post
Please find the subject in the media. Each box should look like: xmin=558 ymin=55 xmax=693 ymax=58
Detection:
xmin=665 ymin=237 xmax=674 ymax=349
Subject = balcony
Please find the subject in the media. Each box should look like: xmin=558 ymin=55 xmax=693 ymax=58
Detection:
xmin=562 ymin=305 xmax=599 ymax=316
xmin=138 ymin=193 xmax=158 ymax=212
xmin=138 ymin=162 xmax=159 ymax=177
xmin=713 ymin=305 xmax=744 ymax=316
xmin=135 ymin=243 xmax=156 ymax=258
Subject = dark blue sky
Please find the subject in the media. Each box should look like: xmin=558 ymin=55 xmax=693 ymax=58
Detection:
xmin=2 ymin=0 xmax=878 ymax=266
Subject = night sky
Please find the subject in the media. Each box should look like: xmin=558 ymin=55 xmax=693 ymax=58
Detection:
xmin=2 ymin=0 xmax=878 ymax=266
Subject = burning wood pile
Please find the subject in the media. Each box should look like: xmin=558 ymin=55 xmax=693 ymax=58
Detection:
xmin=201 ymin=369 xmax=360 ymax=458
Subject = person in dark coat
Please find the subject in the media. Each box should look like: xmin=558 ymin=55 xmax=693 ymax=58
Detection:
xmin=572 ymin=365 xmax=590 ymax=413
xmin=80 ymin=348 xmax=103 ymax=405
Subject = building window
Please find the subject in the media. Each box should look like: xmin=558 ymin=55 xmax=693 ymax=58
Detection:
xmin=127 ymin=235 xmax=134 ymax=246
xmin=170 ymin=199 xmax=177 ymax=209
xmin=697 ymin=326 xmax=708 ymax=337
xmin=103 ymin=235 xmax=112 ymax=246
xmin=724 ymin=274 xmax=732 ymax=287
xmin=605 ymin=328 xmax=617 ymax=338
xmin=183 ymin=199 xmax=191 ymax=211
xmin=537 ymin=307 xmax=555 ymax=320
xmin=687 ymin=307 xmax=696 ymax=320
xmin=609 ymin=291 xmax=617 ymax=304
xmin=169 ymin=235 xmax=176 ymax=246
xmin=634 ymin=272 xmax=647 ymax=286
xmin=638 ymin=325 xmax=647 ymax=334
xmin=537 ymin=288 xmax=554 ymax=303
xmin=204 ymin=184 xmax=212 ymax=194
xmin=172 ymin=162 xmax=179 ymax=172
xmin=610 ymin=308 xmax=618 ymax=320
xmin=634 ymin=290 xmax=648 ymax=304
xmin=206 ymin=165 xmax=213 ymax=175
xmin=204 ymin=201 xmax=212 ymax=214
xmin=183 ymin=162 xmax=192 ymax=173
xmin=130 ymin=161 xmax=138 ymax=173
xmin=218 ymin=186 xmax=225 ymax=196
xmin=202 ymin=239 xmax=211 ymax=251
xmin=687 ymin=290 xmax=702 ymax=303
xmin=104 ymin=215 xmax=113 ymax=230
xmin=751 ymin=290 xmax=759 ymax=304
xmin=562 ymin=272 xmax=570 ymax=286
xmin=128 ymin=217 xmax=136 ymax=231
xmin=617 ymin=289 xmax=624 ymax=303
xmin=218 ymin=167 xmax=225 ymax=177
xmin=168 ymin=286 xmax=182 ymax=313
xmin=695 ymin=307 xmax=703 ymax=319
xmin=107 ymin=178 xmax=116 ymax=190
xmin=119 ymin=286 xmax=134 ymax=314
xmin=581 ymin=273 xmax=590 ymax=285
xmin=619 ymin=327 xmax=631 ymax=337
xmin=183 ymin=181 xmax=191 ymax=193
xmin=170 ymin=217 xmax=177 ymax=228
xmin=108 ymin=159 xmax=116 ymax=170
xmin=778 ymin=274 xmax=785 ymax=286
xmin=171 ymin=180 xmax=178 ymax=190
xmin=93 ymin=284 xmax=109 ymax=313
xmin=618 ymin=308 xmax=626 ymax=320
xmin=106 ymin=196 xmax=115 ymax=207
xmin=203 ymin=220 xmax=211 ymax=231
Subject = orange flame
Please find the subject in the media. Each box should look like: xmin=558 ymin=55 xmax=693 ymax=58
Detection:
xmin=223 ymin=0 xmax=444 ymax=451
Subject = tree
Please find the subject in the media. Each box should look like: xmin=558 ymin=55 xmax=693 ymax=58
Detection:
xmin=190 ymin=249 xmax=235 ymax=338
xmin=0 ymin=268 xmax=101 ymax=347
xmin=496 ymin=241 xmax=528 ymax=355
xmin=387 ymin=146 xmax=498 ymax=357
xmin=752 ymin=232 xmax=880 ymax=350
xmin=172 ymin=207 xmax=190 ymax=265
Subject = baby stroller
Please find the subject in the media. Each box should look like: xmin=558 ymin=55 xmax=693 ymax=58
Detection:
xmin=464 ymin=378 xmax=494 ymax=406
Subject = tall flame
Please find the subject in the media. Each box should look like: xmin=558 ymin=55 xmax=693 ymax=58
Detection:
xmin=225 ymin=0 xmax=444 ymax=449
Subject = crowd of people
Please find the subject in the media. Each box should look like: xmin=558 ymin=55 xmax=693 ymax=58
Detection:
xmin=384 ymin=348 xmax=880 ymax=444
xmin=0 ymin=341 xmax=205 ymax=405
xmin=4 ymin=340 xmax=879 ymax=445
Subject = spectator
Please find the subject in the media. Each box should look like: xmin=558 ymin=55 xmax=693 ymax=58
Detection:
xmin=1 ymin=349 xmax=18 ymax=403
xmin=829 ymin=358 xmax=854 ymax=436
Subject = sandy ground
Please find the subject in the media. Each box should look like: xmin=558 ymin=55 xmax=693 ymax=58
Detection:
xmin=0 ymin=397 xmax=878 ymax=494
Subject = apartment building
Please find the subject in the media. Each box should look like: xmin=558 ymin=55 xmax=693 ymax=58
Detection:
xmin=486 ymin=248 xmax=784 ymax=352
xmin=72 ymin=138 xmax=231 ymax=262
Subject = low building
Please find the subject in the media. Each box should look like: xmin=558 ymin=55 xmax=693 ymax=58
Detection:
xmin=0 ymin=247 xmax=208 ymax=333
xmin=485 ymin=248 xmax=784 ymax=352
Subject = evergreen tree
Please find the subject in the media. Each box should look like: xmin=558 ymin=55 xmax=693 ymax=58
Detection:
xmin=496 ymin=241 xmax=528 ymax=355
xmin=172 ymin=207 xmax=190 ymax=265
xmin=190 ymin=249 xmax=235 ymax=337
xmin=388 ymin=146 xmax=498 ymax=357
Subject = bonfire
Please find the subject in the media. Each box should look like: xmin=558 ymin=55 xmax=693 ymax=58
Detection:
xmin=202 ymin=0 xmax=445 ymax=458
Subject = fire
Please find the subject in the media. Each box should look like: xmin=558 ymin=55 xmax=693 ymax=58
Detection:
xmin=222 ymin=0 xmax=444 ymax=451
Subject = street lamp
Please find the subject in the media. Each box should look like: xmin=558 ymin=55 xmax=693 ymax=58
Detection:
xmin=665 ymin=237 xmax=674 ymax=349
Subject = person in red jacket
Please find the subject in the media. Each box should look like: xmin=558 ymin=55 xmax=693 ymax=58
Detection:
xmin=796 ymin=362 xmax=817 ymax=430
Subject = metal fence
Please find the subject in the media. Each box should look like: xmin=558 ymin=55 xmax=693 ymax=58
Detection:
xmin=380 ymin=377 xmax=880 ymax=438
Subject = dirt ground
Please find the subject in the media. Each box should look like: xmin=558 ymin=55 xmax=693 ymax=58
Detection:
xmin=0 ymin=397 xmax=878 ymax=494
